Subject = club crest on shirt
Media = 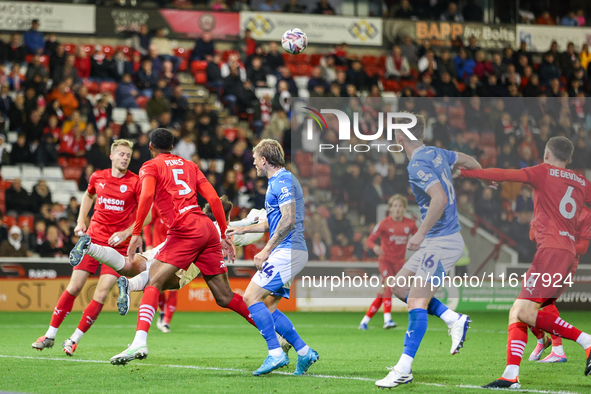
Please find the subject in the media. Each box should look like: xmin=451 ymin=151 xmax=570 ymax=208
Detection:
xmin=120 ymin=185 xmax=127 ymax=193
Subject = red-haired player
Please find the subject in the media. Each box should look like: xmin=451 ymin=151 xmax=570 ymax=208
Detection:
xmin=359 ymin=194 xmax=417 ymax=330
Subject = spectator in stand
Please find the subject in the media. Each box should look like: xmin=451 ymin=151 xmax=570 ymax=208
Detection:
xmin=90 ymin=45 xmax=114 ymax=82
xmin=461 ymin=74 xmax=480 ymax=97
xmin=132 ymin=24 xmax=151 ymax=57
xmin=523 ymin=74 xmax=542 ymax=97
xmin=135 ymin=59 xmax=158 ymax=98
xmin=112 ymin=50 xmax=133 ymax=81
xmin=58 ymin=123 xmax=85 ymax=158
xmin=191 ymin=32 xmax=215 ymax=61
xmin=10 ymin=133 xmax=32 ymax=164
xmin=537 ymin=11 xmax=556 ymax=25
xmin=346 ymin=60 xmax=373 ymax=92
xmin=283 ymin=0 xmax=306 ymax=13
xmin=75 ymin=46 xmax=92 ymax=78
xmin=418 ymin=49 xmax=437 ymax=74
xmin=247 ymin=56 xmax=267 ymax=87
xmin=546 ymin=77 xmax=562 ymax=97
xmin=462 ymin=0 xmax=483 ymax=22
xmin=146 ymin=88 xmax=170 ymax=120
xmin=62 ymin=109 xmax=86 ymax=135
xmin=475 ymin=187 xmax=502 ymax=225
xmin=538 ymin=52 xmax=560 ymax=87
xmin=514 ymin=41 xmax=532 ymax=66
xmin=115 ymin=73 xmax=139 ymax=109
xmin=390 ymin=0 xmax=418 ymax=19
xmin=265 ymin=41 xmax=284 ymax=71
xmin=306 ymin=66 xmax=327 ymax=92
xmin=440 ymin=2 xmax=463 ymax=22
xmin=151 ymin=28 xmax=180 ymax=72
xmin=515 ymin=185 xmax=534 ymax=212
xmin=312 ymin=0 xmax=335 ymax=14
xmin=0 ymin=83 xmax=12 ymax=119
xmin=259 ymin=0 xmax=281 ymax=12
xmin=385 ymin=45 xmax=410 ymax=80
xmin=0 ymin=226 xmax=30 ymax=257
xmin=580 ymin=43 xmax=591 ymax=71
xmin=78 ymin=164 xmax=94 ymax=192
xmin=49 ymin=44 xmax=65 ymax=78
xmin=23 ymin=108 xmax=43 ymax=144
xmin=436 ymin=49 xmax=457 ymax=80
xmin=501 ymin=63 xmax=521 ymax=86
xmin=24 ymin=20 xmax=44 ymax=55
xmin=221 ymin=53 xmax=247 ymax=81
xmin=518 ymin=146 xmax=537 ymax=168
xmin=328 ymin=206 xmax=353 ymax=245
xmin=239 ymin=29 xmax=257 ymax=61
xmin=400 ymin=35 xmax=418 ymax=68
xmin=38 ymin=225 xmax=65 ymax=257
xmin=472 ymin=50 xmax=493 ymax=80
xmin=7 ymin=34 xmax=26 ymax=65
xmin=514 ymin=54 xmax=529 ymax=76
xmin=490 ymin=51 xmax=506 ymax=79
xmin=159 ymin=60 xmax=179 ymax=98
xmin=497 ymin=142 xmax=520 ymax=169
xmin=363 ymin=173 xmax=385 ymax=224
xmin=455 ymin=48 xmax=475 ymax=81
xmin=8 ymin=63 xmax=25 ymax=92
xmin=119 ymin=112 xmax=141 ymax=142
xmin=55 ymin=54 xmax=80 ymax=87
xmin=561 ymin=42 xmax=579 ymax=76
xmin=5 ymin=178 xmax=31 ymax=215
xmin=575 ymin=9 xmax=586 ymax=26
xmin=561 ymin=11 xmax=579 ymax=26
xmin=433 ymin=71 xmax=459 ymax=97
xmin=205 ymin=53 xmax=223 ymax=99
xmin=319 ymin=55 xmax=337 ymax=83
xmin=86 ymin=133 xmax=110 ymax=170
xmin=172 ymin=133 xmax=196 ymax=160
xmin=169 ymin=86 xmax=188 ymax=124
xmin=30 ymin=180 xmax=52 ymax=208
xmin=44 ymin=33 xmax=59 ymax=57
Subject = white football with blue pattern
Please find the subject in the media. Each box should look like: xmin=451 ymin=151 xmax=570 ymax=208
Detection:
xmin=282 ymin=28 xmax=308 ymax=55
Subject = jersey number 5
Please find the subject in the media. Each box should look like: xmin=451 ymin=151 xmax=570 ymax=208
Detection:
xmin=172 ymin=169 xmax=192 ymax=196
xmin=559 ymin=186 xmax=576 ymax=219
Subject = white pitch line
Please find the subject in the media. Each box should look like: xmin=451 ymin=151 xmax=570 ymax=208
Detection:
xmin=0 ymin=355 xmax=582 ymax=394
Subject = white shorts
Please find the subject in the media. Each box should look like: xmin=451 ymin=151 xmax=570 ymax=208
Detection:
xmin=403 ymin=232 xmax=464 ymax=283
xmin=252 ymin=249 xmax=308 ymax=299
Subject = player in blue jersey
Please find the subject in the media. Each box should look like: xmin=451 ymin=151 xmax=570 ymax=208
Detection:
xmin=376 ymin=114 xmax=483 ymax=389
xmin=227 ymin=139 xmax=318 ymax=376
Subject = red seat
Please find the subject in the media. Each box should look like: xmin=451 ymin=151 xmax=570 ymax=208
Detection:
xmin=85 ymin=80 xmax=100 ymax=94
xmin=63 ymin=43 xmax=77 ymax=54
xmin=63 ymin=167 xmax=82 ymax=181
xmin=83 ymin=44 xmax=94 ymax=54
xmin=316 ymin=174 xmax=331 ymax=189
xmin=282 ymin=53 xmax=292 ymax=64
xmin=25 ymin=54 xmax=33 ymax=64
xmin=378 ymin=56 xmax=387 ymax=68
xmin=178 ymin=58 xmax=188 ymax=72
xmin=480 ymin=133 xmax=496 ymax=146
xmin=103 ymin=45 xmax=115 ymax=58
xmin=39 ymin=55 xmax=50 ymax=70
xmin=287 ymin=64 xmax=298 ymax=75
xmin=293 ymin=54 xmax=310 ymax=64
xmin=111 ymin=123 xmax=121 ymax=136
xmin=0 ymin=180 xmax=12 ymax=190
xmin=362 ymin=55 xmax=379 ymax=66
xmin=312 ymin=163 xmax=330 ymax=176
xmin=295 ymin=151 xmax=313 ymax=167
xmin=116 ymin=45 xmax=132 ymax=59
xmin=311 ymin=54 xmax=323 ymax=66
xmin=298 ymin=162 xmax=312 ymax=178
xmin=381 ymin=79 xmax=399 ymax=92
xmin=195 ymin=72 xmax=207 ymax=85
xmin=174 ymin=47 xmax=189 ymax=59
xmin=18 ymin=215 xmax=34 ymax=229
xmin=136 ymin=96 xmax=149 ymax=109
xmin=100 ymin=81 xmax=117 ymax=95
xmin=69 ymin=157 xmax=88 ymax=168
xmin=58 ymin=157 xmax=68 ymax=168
xmin=4 ymin=215 xmax=16 ymax=228
xmin=191 ymin=60 xmax=207 ymax=74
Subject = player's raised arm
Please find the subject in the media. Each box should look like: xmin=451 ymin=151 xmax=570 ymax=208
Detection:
xmin=128 ymin=176 xmax=157 ymax=262
xmin=460 ymin=167 xmax=530 ymax=184
xmin=455 ymin=152 xmax=482 ymax=170
xmin=407 ymin=183 xmax=448 ymax=251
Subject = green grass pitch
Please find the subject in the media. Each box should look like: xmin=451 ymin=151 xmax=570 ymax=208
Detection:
xmin=0 ymin=311 xmax=590 ymax=393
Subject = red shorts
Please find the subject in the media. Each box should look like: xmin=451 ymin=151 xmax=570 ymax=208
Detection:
xmin=517 ymin=248 xmax=576 ymax=307
xmin=156 ymin=214 xmax=227 ymax=276
xmin=73 ymin=239 xmax=126 ymax=277
xmin=379 ymin=259 xmax=404 ymax=279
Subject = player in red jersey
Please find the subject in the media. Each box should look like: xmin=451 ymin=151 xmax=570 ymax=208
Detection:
xmin=459 ymin=137 xmax=591 ymax=388
xmin=143 ymin=208 xmax=177 ymax=333
xmin=109 ymin=128 xmax=253 ymax=365
xmin=527 ymin=205 xmax=591 ymax=363
xmin=359 ymin=194 xmax=417 ymax=330
xmin=32 ymin=139 xmax=148 ymax=356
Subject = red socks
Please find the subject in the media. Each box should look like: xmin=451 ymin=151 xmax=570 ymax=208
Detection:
xmin=227 ymin=293 xmax=256 ymax=327
xmin=163 ymin=291 xmax=178 ymax=325
xmin=535 ymin=310 xmax=582 ymax=342
xmin=158 ymin=292 xmax=166 ymax=311
xmin=529 ymin=325 xmax=545 ymax=340
xmin=50 ymin=290 xmax=77 ymax=329
xmin=77 ymin=300 xmax=104 ymax=333
xmin=383 ymin=287 xmax=392 ymax=314
xmin=507 ymin=322 xmax=528 ymax=367
xmin=542 ymin=303 xmax=563 ymax=346
xmin=137 ymin=286 xmax=160 ymax=333
xmin=366 ymin=297 xmax=383 ymax=318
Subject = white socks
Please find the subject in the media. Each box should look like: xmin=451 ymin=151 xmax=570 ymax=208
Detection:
xmin=297 ymin=345 xmax=310 ymax=356
xmin=537 ymin=337 xmax=545 ymax=344
xmin=360 ymin=315 xmax=371 ymax=325
xmin=440 ymin=310 xmax=460 ymax=328
xmin=269 ymin=348 xmax=283 ymax=357
xmin=130 ymin=330 xmax=148 ymax=348
xmin=576 ymin=332 xmax=591 ymax=349
xmin=501 ymin=365 xmax=519 ymax=380
xmin=395 ymin=354 xmax=413 ymax=374
xmin=45 ymin=326 xmax=58 ymax=339
xmin=384 ymin=313 xmax=392 ymax=323
xmin=552 ymin=345 xmax=565 ymax=356
xmin=87 ymin=243 xmax=126 ymax=271
xmin=129 ymin=271 xmax=150 ymax=292
xmin=70 ymin=328 xmax=84 ymax=343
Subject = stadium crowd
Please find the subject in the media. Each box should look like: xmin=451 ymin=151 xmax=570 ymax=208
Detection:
xmin=1 ymin=8 xmax=591 ymax=264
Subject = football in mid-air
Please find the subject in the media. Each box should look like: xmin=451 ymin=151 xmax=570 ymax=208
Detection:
xmin=282 ymin=28 xmax=308 ymax=55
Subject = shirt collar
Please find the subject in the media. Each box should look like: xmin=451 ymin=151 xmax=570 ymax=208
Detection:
xmin=411 ymin=144 xmax=426 ymax=160
xmin=270 ymin=167 xmax=286 ymax=180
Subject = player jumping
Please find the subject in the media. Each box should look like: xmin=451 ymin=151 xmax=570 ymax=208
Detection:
xmin=460 ymin=136 xmax=591 ymax=388
xmin=359 ymin=194 xmax=417 ymax=330
xmin=227 ymin=139 xmax=319 ymax=376
xmin=32 ymin=139 xmax=149 ymax=356
xmin=375 ymin=114 xmax=483 ymax=389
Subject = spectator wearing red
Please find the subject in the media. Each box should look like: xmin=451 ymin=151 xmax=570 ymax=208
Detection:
xmin=244 ymin=29 xmax=257 ymax=58
xmin=58 ymin=124 xmax=86 ymax=158
xmin=472 ymin=50 xmax=493 ymax=80
xmin=385 ymin=45 xmax=410 ymax=80
xmin=75 ymin=47 xmax=91 ymax=79
xmin=536 ymin=11 xmax=556 ymax=25
xmin=47 ymin=78 xmax=79 ymax=118
xmin=93 ymin=97 xmax=109 ymax=132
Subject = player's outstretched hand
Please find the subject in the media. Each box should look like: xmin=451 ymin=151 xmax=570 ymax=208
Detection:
xmin=221 ymin=238 xmax=235 ymax=264
xmin=253 ymin=249 xmax=270 ymax=271
xmin=74 ymin=222 xmax=87 ymax=236
xmin=451 ymin=168 xmax=462 ymax=179
xmin=127 ymin=235 xmax=143 ymax=265
xmin=407 ymin=232 xmax=425 ymax=251
xmin=109 ymin=230 xmax=131 ymax=247
xmin=226 ymin=226 xmax=243 ymax=237
xmin=373 ymin=245 xmax=385 ymax=256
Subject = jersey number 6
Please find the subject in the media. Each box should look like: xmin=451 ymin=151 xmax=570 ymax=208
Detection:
xmin=172 ymin=169 xmax=192 ymax=196
xmin=559 ymin=186 xmax=576 ymax=219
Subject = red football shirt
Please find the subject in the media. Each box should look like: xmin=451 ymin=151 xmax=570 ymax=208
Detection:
xmin=463 ymin=163 xmax=591 ymax=254
xmin=366 ymin=216 xmax=418 ymax=264
xmin=139 ymin=153 xmax=207 ymax=232
xmin=86 ymin=169 xmax=141 ymax=246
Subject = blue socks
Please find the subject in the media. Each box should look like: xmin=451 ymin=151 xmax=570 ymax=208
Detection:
xmin=404 ymin=295 xmax=449 ymax=318
xmin=248 ymin=302 xmax=281 ymax=351
xmin=272 ymin=309 xmax=306 ymax=352
xmin=403 ymin=308 xmax=428 ymax=358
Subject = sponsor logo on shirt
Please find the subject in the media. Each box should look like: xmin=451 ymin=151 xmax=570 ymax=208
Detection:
xmin=389 ymin=235 xmax=409 ymax=244
xmin=98 ymin=196 xmax=125 ymax=211
xmin=559 ymin=230 xmax=576 ymax=242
